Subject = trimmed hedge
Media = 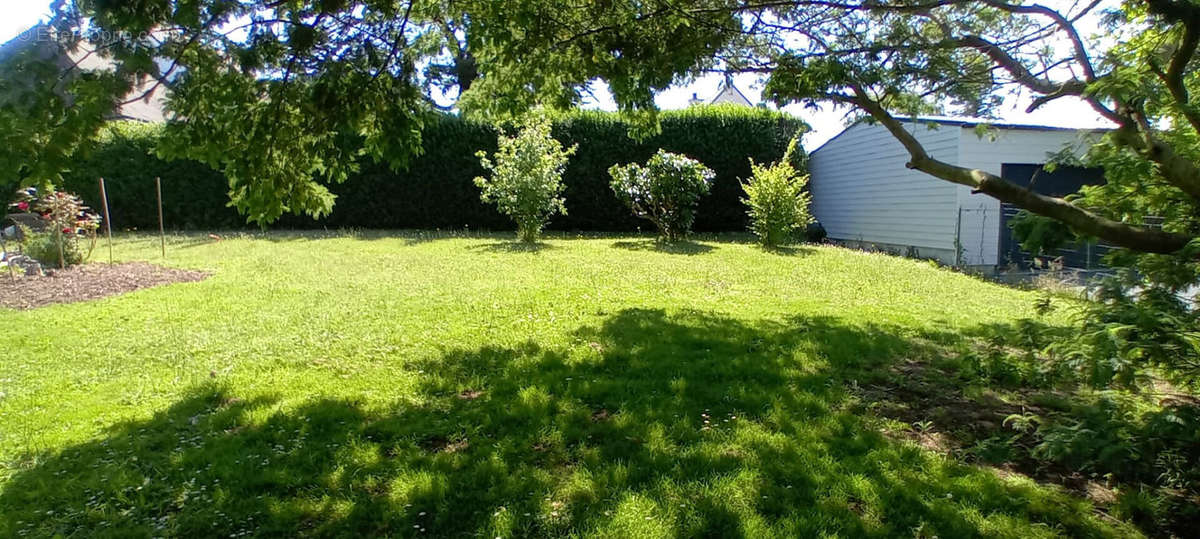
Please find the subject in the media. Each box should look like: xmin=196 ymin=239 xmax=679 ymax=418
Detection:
xmin=50 ymin=105 xmax=806 ymax=232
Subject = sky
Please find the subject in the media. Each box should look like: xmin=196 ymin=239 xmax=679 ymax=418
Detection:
xmin=1 ymin=1 xmax=1112 ymax=148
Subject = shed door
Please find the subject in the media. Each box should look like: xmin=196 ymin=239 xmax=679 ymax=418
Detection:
xmin=998 ymin=164 xmax=1110 ymax=269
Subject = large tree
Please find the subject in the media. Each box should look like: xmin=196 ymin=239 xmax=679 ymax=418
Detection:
xmin=0 ymin=0 xmax=638 ymax=225
xmin=1 ymin=0 xmax=502 ymax=225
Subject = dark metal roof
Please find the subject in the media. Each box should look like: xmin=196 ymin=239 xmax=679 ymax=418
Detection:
xmin=810 ymin=115 xmax=1109 ymax=156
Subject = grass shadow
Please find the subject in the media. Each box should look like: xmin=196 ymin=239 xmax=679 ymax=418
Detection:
xmin=0 ymin=309 xmax=1139 ymax=537
xmin=761 ymin=244 xmax=816 ymax=257
xmin=610 ymin=239 xmax=714 ymax=255
xmin=166 ymin=237 xmax=222 ymax=250
xmin=841 ymin=316 xmax=1200 ymax=537
xmin=467 ymin=240 xmax=557 ymax=253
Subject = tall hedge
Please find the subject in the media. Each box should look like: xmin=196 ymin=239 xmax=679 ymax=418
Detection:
xmin=52 ymin=105 xmax=806 ymax=232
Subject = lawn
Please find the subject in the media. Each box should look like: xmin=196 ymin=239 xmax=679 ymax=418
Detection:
xmin=0 ymin=232 xmax=1141 ymax=537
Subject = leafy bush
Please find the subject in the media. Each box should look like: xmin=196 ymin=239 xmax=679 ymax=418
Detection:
xmin=8 ymin=187 xmax=101 ymax=268
xmin=1018 ymin=394 xmax=1200 ymax=535
xmin=1008 ymin=211 xmax=1076 ymax=257
xmin=54 ymin=108 xmax=805 ymax=232
xmin=609 ymin=150 xmax=715 ymax=241
xmin=1037 ymin=271 xmax=1200 ymax=390
xmin=474 ymin=114 xmax=577 ymax=242
xmin=956 ymin=311 xmax=1200 ymax=537
xmin=1007 ymin=142 xmax=1200 ymax=390
xmin=741 ymin=138 xmax=812 ymax=247
xmin=21 ymin=230 xmax=88 ymax=267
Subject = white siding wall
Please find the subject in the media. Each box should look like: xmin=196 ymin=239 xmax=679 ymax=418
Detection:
xmin=955 ymin=128 xmax=1096 ymax=266
xmin=809 ymin=122 xmax=961 ymax=261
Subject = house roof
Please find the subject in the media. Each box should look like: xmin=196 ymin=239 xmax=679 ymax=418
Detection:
xmin=810 ymin=115 xmax=1108 ymax=156
xmin=896 ymin=115 xmax=1098 ymax=132
xmin=709 ymin=75 xmax=753 ymax=107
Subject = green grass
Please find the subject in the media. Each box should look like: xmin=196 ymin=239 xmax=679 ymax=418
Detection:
xmin=0 ymin=231 xmax=1141 ymax=537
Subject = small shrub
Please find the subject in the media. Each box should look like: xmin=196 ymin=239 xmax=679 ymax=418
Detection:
xmin=1037 ymin=271 xmax=1200 ymax=390
xmin=741 ymin=138 xmax=812 ymax=247
xmin=22 ymin=229 xmax=87 ymax=267
xmin=474 ymin=113 xmax=577 ymax=243
xmin=8 ymin=187 xmax=101 ymax=268
xmin=608 ymin=150 xmax=714 ymax=242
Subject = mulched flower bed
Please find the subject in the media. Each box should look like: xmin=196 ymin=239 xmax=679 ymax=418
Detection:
xmin=0 ymin=262 xmax=210 ymax=310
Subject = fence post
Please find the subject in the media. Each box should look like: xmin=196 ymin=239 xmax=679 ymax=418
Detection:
xmin=99 ymin=177 xmax=113 ymax=264
xmin=156 ymin=177 xmax=165 ymax=259
xmin=954 ymin=207 xmax=963 ymax=267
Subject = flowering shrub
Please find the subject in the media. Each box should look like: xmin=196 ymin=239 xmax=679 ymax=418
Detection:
xmin=608 ymin=150 xmax=714 ymax=242
xmin=9 ymin=187 xmax=101 ymax=267
xmin=741 ymin=138 xmax=812 ymax=247
xmin=474 ymin=114 xmax=577 ymax=243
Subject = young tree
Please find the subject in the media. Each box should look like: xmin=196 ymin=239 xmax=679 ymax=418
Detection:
xmin=742 ymin=137 xmax=812 ymax=247
xmin=474 ymin=113 xmax=576 ymax=243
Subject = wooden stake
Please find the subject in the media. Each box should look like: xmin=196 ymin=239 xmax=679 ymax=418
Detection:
xmin=155 ymin=176 xmax=165 ymax=259
xmin=56 ymin=226 xmax=65 ymax=269
xmin=99 ymin=177 xmax=113 ymax=264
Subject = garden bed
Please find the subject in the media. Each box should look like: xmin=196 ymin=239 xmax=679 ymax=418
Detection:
xmin=0 ymin=261 xmax=209 ymax=309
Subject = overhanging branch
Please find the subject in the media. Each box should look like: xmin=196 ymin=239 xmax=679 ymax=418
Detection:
xmin=841 ymin=89 xmax=1194 ymax=255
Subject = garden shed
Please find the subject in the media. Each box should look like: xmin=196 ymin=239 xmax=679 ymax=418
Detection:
xmin=808 ymin=117 xmax=1105 ymax=270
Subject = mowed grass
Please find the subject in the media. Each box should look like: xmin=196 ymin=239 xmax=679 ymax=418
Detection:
xmin=0 ymin=232 xmax=1138 ymax=537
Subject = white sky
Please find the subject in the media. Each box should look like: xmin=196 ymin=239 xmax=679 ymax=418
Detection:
xmin=2 ymin=1 xmax=1111 ymax=148
xmin=0 ymin=1 xmax=52 ymax=42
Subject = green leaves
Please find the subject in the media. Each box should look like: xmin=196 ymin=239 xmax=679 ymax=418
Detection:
xmin=3 ymin=1 xmax=451 ymax=227
xmin=741 ymin=137 xmax=812 ymax=247
xmin=609 ymin=149 xmax=714 ymax=242
xmin=474 ymin=112 xmax=576 ymax=242
xmin=763 ymin=56 xmax=849 ymax=105
xmin=0 ymin=31 xmax=131 ymax=191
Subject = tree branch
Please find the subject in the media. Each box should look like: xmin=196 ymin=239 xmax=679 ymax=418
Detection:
xmin=979 ymin=0 xmax=1096 ymax=81
xmin=843 ymin=88 xmax=1193 ymax=254
xmin=1151 ymin=0 xmax=1200 ymax=134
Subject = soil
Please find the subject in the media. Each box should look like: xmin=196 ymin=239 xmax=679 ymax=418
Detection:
xmin=0 ymin=262 xmax=210 ymax=310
